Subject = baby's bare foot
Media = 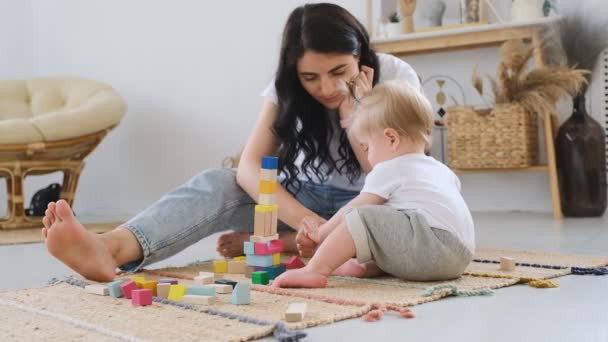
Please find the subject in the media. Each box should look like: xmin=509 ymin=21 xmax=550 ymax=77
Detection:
xmin=271 ymin=267 xmax=328 ymax=288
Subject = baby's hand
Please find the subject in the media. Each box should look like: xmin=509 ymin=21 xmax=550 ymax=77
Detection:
xmin=296 ymin=216 xmax=325 ymax=257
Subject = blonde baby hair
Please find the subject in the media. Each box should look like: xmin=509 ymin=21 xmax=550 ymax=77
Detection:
xmin=349 ymin=80 xmax=434 ymax=146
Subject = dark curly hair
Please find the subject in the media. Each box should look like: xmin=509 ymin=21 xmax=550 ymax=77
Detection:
xmin=273 ymin=3 xmax=380 ymax=192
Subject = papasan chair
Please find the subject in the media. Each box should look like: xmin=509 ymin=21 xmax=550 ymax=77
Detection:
xmin=0 ymin=77 xmax=126 ymax=229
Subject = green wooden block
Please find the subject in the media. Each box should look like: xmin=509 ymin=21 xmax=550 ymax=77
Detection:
xmin=251 ymin=271 xmax=269 ymax=285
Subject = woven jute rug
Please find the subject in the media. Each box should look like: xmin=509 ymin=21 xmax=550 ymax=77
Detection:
xmin=2 ymin=248 xmax=607 ymax=342
xmin=0 ymin=223 xmax=117 ymax=246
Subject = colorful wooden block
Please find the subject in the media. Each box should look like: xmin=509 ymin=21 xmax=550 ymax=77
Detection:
xmin=187 ymin=286 xmax=216 ymax=296
xmin=168 ymin=284 xmax=187 ymax=301
xmin=255 ymin=265 xmax=286 ymax=280
xmin=182 ymin=295 xmax=216 ymax=305
xmin=285 ymin=303 xmax=307 ymax=322
xmin=227 ymin=260 xmax=247 ymax=274
xmin=156 ymin=283 xmax=171 ymax=299
xmin=258 ymin=193 xmax=276 ymax=205
xmin=251 ymin=271 xmax=269 ymax=285
xmin=108 ymin=280 xmax=125 ymax=298
xmin=131 ymin=276 xmax=146 ymax=288
xmin=285 ymin=256 xmax=306 ymax=269
xmin=259 ymin=181 xmax=277 ymax=194
xmin=261 ymin=156 xmax=278 ymax=170
xmin=272 ymin=253 xmax=281 ymax=266
xmin=213 ymin=259 xmax=228 ymax=273
xmin=231 ymin=283 xmax=251 ymax=305
xmin=215 ymin=279 xmax=238 ymax=288
xmin=250 ymin=234 xmax=279 ymax=243
xmin=140 ymin=280 xmax=158 ymax=296
xmin=84 ymin=284 xmax=108 ymax=296
xmin=499 ymin=257 xmax=516 ymax=271
xmin=158 ymin=278 xmax=178 ymax=285
xmin=131 ymin=289 xmax=153 ymax=306
xmin=252 ymin=239 xmax=284 ymax=256
xmin=243 ymin=241 xmax=255 ymax=255
xmin=208 ymin=284 xmax=232 ymax=294
xmin=244 ymin=265 xmax=255 ymax=278
xmin=260 ymin=169 xmax=278 ymax=183
xmin=120 ymin=280 xmax=138 ymax=299
xmin=233 ymin=256 xmax=247 ymax=261
xmin=246 ymin=254 xmax=275 ymax=267
xmin=194 ymin=274 xmax=214 ymax=285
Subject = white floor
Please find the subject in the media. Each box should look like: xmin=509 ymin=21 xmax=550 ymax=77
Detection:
xmin=1 ymin=212 xmax=607 ymax=342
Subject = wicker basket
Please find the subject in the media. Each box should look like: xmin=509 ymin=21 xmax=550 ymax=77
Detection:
xmin=446 ymin=103 xmax=538 ymax=169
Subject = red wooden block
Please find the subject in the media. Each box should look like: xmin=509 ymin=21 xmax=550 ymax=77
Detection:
xmin=253 ymin=239 xmax=284 ymax=256
xmin=285 ymin=256 xmax=305 ymax=269
xmin=120 ymin=280 xmax=138 ymax=299
xmin=132 ymin=289 xmax=153 ymax=306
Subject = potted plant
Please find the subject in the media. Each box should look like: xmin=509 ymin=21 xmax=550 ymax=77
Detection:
xmin=385 ymin=11 xmax=403 ymax=37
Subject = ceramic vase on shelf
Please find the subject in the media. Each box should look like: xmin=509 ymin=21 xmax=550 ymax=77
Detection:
xmin=385 ymin=22 xmax=403 ymax=37
xmin=420 ymin=0 xmax=446 ymax=27
xmin=511 ymin=0 xmax=543 ymax=21
xmin=556 ymin=95 xmax=607 ymax=217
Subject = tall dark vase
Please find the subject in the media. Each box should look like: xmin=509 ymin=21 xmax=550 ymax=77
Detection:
xmin=556 ymin=95 xmax=607 ymax=217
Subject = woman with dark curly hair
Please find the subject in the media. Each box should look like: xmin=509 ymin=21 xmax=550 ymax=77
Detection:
xmin=42 ymin=3 xmax=420 ymax=281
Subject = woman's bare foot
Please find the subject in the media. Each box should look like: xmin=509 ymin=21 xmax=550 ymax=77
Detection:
xmin=332 ymin=259 xmax=385 ymax=278
xmin=43 ymin=200 xmax=117 ymax=282
xmin=271 ymin=267 xmax=328 ymax=288
xmin=216 ymin=231 xmax=298 ymax=257
xmin=216 ymin=232 xmax=251 ymax=257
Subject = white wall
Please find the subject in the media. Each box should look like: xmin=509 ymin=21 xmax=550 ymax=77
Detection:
xmin=2 ymin=0 xmax=601 ymax=220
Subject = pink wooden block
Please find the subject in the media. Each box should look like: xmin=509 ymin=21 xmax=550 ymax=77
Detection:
xmin=132 ymin=289 xmax=153 ymax=306
xmin=120 ymin=280 xmax=138 ymax=299
xmin=253 ymin=240 xmax=284 ymax=256
xmin=268 ymin=239 xmax=284 ymax=254
xmin=285 ymin=256 xmax=306 ymax=269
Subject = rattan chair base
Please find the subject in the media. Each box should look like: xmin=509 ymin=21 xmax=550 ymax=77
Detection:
xmin=0 ymin=129 xmax=112 ymax=230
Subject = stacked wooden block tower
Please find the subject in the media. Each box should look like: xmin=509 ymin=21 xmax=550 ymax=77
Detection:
xmin=245 ymin=156 xmax=286 ymax=285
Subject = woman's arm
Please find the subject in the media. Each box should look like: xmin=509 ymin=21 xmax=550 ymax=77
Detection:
xmin=236 ymin=98 xmax=322 ymax=231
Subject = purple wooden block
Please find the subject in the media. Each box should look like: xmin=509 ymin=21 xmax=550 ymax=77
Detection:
xmin=158 ymin=278 xmax=178 ymax=285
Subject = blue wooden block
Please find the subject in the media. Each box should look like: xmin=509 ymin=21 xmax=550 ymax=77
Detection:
xmin=246 ymin=254 xmax=274 ymax=267
xmin=187 ymin=286 xmax=216 ymax=297
xmin=108 ymin=280 xmax=125 ymax=298
xmin=261 ymin=156 xmax=278 ymax=170
xmin=230 ymin=283 xmax=250 ymax=305
xmin=254 ymin=264 xmax=286 ymax=280
xmin=243 ymin=241 xmax=255 ymax=255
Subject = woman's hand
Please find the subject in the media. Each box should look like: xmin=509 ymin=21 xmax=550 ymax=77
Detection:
xmin=296 ymin=216 xmax=326 ymax=257
xmin=338 ymin=65 xmax=375 ymax=120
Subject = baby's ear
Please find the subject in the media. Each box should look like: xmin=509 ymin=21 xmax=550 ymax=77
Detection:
xmin=383 ymin=128 xmax=401 ymax=146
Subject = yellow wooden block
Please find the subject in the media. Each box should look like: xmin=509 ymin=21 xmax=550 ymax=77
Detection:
xmin=131 ymin=276 xmax=146 ymax=288
xmin=168 ymin=284 xmax=187 ymax=301
xmin=260 ymin=168 xmax=278 ymax=182
xmin=140 ymin=280 xmax=158 ymax=296
xmin=272 ymin=253 xmax=281 ymax=266
xmin=259 ymin=181 xmax=278 ymax=194
xmin=255 ymin=204 xmax=278 ymax=213
xmin=233 ymin=256 xmax=247 ymax=261
xmin=213 ymin=259 xmax=228 ymax=273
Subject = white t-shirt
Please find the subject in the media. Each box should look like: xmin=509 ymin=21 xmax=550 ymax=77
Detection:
xmin=362 ymin=154 xmax=475 ymax=252
xmin=261 ymin=53 xmax=421 ymax=191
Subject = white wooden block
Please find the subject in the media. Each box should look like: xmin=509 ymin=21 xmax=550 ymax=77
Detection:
xmin=84 ymin=284 xmax=109 ymax=296
xmin=157 ymin=283 xmax=171 ymax=299
xmin=499 ymin=257 xmax=516 ymax=271
xmin=260 ymin=169 xmax=278 ymax=182
xmin=285 ymin=303 xmax=307 ymax=322
xmin=250 ymin=234 xmax=279 ymax=243
xmin=194 ymin=274 xmax=214 ymax=285
xmin=207 ymin=284 xmax=232 ymax=294
xmin=258 ymin=193 xmax=276 ymax=205
xmin=182 ymin=295 xmax=216 ymax=305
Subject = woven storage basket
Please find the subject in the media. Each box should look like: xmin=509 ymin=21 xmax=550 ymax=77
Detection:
xmin=446 ymin=103 xmax=538 ymax=169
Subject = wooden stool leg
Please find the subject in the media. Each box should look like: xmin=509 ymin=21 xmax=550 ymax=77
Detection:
xmin=545 ymin=113 xmax=563 ymax=220
xmin=1 ymin=171 xmax=15 ymax=221
xmin=13 ymin=163 xmax=26 ymax=223
xmin=61 ymin=163 xmax=84 ymax=207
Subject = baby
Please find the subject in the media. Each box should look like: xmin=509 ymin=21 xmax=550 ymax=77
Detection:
xmin=272 ymin=80 xmax=475 ymax=288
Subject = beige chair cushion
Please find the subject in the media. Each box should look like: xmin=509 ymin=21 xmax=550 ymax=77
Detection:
xmin=0 ymin=77 xmax=126 ymax=144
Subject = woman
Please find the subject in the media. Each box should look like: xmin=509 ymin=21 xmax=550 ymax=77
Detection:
xmin=42 ymin=3 xmax=421 ymax=281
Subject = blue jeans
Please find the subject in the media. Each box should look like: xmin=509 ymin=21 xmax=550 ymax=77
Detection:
xmin=120 ymin=168 xmax=359 ymax=271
